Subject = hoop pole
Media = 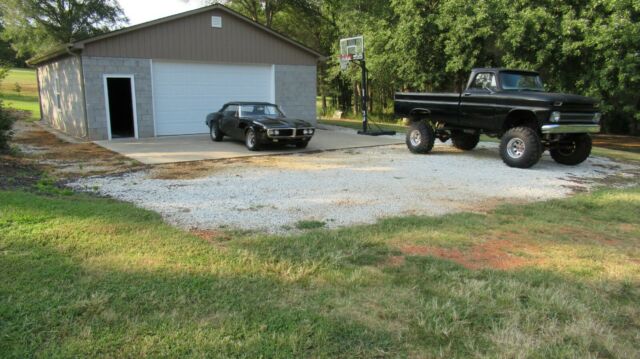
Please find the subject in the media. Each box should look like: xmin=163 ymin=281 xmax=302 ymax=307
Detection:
xmin=361 ymin=60 xmax=368 ymax=132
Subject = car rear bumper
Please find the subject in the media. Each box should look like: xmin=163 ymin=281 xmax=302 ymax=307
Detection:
xmin=541 ymin=124 xmax=600 ymax=134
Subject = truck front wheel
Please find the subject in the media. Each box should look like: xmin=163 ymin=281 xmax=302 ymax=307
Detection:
xmin=451 ymin=132 xmax=480 ymax=151
xmin=550 ymin=134 xmax=592 ymax=166
xmin=499 ymin=127 xmax=542 ymax=168
xmin=406 ymin=121 xmax=435 ymax=154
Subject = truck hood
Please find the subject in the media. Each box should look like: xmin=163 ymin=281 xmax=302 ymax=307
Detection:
xmin=505 ymin=91 xmax=599 ymax=108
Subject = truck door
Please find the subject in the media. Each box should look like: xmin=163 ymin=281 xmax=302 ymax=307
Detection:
xmin=459 ymin=72 xmax=498 ymax=129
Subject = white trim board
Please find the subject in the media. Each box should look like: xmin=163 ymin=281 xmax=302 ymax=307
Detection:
xmin=103 ymin=74 xmax=139 ymax=140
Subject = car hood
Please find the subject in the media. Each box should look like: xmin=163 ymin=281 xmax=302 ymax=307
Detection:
xmin=252 ymin=116 xmax=314 ymax=128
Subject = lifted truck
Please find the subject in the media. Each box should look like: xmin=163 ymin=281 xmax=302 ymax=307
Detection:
xmin=394 ymin=68 xmax=601 ymax=168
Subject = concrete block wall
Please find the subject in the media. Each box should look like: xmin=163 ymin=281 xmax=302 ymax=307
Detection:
xmin=82 ymin=56 xmax=155 ymax=140
xmin=37 ymin=56 xmax=87 ymax=137
xmin=274 ymin=65 xmax=317 ymax=125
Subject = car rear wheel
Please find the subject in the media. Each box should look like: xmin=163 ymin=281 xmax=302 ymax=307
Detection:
xmin=406 ymin=121 xmax=435 ymax=154
xmin=550 ymin=134 xmax=592 ymax=166
xmin=245 ymin=128 xmax=261 ymax=151
xmin=499 ymin=126 xmax=542 ymax=168
xmin=451 ymin=131 xmax=480 ymax=151
xmin=209 ymin=123 xmax=224 ymax=142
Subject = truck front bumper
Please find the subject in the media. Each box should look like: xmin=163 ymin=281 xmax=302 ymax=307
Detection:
xmin=541 ymin=124 xmax=601 ymax=134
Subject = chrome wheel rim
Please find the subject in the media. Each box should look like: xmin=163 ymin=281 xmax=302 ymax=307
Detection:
xmin=246 ymin=131 xmax=256 ymax=147
xmin=409 ymin=130 xmax=422 ymax=147
xmin=507 ymin=138 xmax=526 ymax=159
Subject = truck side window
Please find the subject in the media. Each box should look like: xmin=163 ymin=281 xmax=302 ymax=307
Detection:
xmin=470 ymin=73 xmax=497 ymax=91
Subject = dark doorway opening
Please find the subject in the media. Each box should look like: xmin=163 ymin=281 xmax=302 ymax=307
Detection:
xmin=106 ymin=77 xmax=135 ymax=138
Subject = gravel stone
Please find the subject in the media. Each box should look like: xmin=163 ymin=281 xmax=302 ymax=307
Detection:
xmin=69 ymin=142 xmax=638 ymax=233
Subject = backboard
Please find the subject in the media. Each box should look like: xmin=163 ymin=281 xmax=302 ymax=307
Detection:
xmin=340 ymin=36 xmax=365 ymax=61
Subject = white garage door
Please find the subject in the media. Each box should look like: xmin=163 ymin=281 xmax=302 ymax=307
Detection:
xmin=152 ymin=61 xmax=274 ymax=136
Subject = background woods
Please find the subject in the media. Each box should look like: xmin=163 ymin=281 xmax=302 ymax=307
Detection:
xmin=0 ymin=0 xmax=638 ymax=134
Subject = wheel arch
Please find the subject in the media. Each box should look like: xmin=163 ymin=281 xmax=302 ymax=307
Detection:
xmin=408 ymin=108 xmax=431 ymax=121
xmin=502 ymin=109 xmax=541 ymax=132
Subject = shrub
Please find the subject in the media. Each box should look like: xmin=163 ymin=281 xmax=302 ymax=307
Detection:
xmin=0 ymin=100 xmax=16 ymax=152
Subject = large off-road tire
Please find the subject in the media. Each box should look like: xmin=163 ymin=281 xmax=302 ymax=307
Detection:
xmin=406 ymin=121 xmax=435 ymax=154
xmin=245 ymin=128 xmax=261 ymax=151
xmin=550 ymin=134 xmax=592 ymax=166
xmin=451 ymin=132 xmax=480 ymax=151
xmin=209 ymin=123 xmax=224 ymax=142
xmin=499 ymin=127 xmax=543 ymax=168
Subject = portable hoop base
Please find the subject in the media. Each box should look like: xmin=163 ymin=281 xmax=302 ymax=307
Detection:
xmin=357 ymin=130 xmax=397 ymax=136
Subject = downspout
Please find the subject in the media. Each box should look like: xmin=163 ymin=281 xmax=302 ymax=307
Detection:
xmin=35 ymin=67 xmax=44 ymax=123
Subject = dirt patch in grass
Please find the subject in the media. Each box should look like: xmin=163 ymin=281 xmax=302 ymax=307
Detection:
xmin=11 ymin=122 xmax=144 ymax=178
xmin=399 ymin=239 xmax=543 ymax=270
xmin=593 ymin=135 xmax=640 ymax=154
xmin=0 ymin=155 xmax=43 ymax=190
xmin=190 ymin=229 xmax=232 ymax=243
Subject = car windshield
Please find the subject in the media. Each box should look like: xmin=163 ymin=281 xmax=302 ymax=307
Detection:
xmin=239 ymin=104 xmax=283 ymax=117
xmin=499 ymin=72 xmax=545 ymax=92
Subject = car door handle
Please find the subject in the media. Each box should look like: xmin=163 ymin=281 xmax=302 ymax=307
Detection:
xmin=463 ymin=93 xmax=472 ymax=97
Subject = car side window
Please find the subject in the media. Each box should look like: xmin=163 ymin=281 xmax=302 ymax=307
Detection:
xmin=470 ymin=73 xmax=497 ymax=92
xmin=224 ymin=105 xmax=238 ymax=117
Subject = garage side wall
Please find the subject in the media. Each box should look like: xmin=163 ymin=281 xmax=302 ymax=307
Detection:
xmin=274 ymin=65 xmax=317 ymax=125
xmin=37 ymin=56 xmax=87 ymax=137
xmin=82 ymin=56 xmax=154 ymax=140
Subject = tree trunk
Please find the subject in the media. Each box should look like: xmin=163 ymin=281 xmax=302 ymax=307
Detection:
xmin=322 ymin=95 xmax=327 ymax=116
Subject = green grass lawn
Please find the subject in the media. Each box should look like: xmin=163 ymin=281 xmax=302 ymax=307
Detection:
xmin=0 ymin=68 xmax=40 ymax=121
xmin=1 ymin=186 xmax=639 ymax=357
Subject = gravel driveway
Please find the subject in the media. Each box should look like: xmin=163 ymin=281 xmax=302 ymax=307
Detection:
xmin=70 ymin=141 xmax=639 ymax=233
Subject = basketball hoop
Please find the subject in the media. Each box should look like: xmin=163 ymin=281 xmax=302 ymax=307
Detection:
xmin=339 ymin=54 xmax=353 ymax=71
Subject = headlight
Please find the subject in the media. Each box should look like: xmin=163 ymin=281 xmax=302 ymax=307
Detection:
xmin=274 ymin=130 xmax=280 ymax=135
xmin=593 ymin=112 xmax=602 ymax=124
xmin=550 ymin=111 xmax=561 ymax=123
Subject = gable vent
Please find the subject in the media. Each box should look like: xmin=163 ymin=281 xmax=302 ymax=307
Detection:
xmin=211 ymin=16 xmax=222 ymax=28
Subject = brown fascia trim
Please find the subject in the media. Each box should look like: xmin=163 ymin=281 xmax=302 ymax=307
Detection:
xmin=73 ymin=3 xmax=326 ymax=60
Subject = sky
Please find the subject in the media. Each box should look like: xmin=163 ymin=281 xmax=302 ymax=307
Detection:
xmin=119 ymin=0 xmax=205 ymax=25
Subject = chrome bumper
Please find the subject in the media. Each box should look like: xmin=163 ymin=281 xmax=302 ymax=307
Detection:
xmin=541 ymin=124 xmax=600 ymax=134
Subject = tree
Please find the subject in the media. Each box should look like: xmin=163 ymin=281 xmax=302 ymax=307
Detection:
xmin=0 ymin=0 xmax=127 ymax=58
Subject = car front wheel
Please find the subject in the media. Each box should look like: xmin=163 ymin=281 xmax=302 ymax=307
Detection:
xmin=499 ymin=126 xmax=542 ymax=168
xmin=210 ymin=123 xmax=224 ymax=142
xmin=245 ymin=128 xmax=261 ymax=151
xmin=550 ymin=134 xmax=592 ymax=166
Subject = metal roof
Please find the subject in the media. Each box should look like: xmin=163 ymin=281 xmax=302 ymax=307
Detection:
xmin=28 ymin=3 xmax=325 ymax=66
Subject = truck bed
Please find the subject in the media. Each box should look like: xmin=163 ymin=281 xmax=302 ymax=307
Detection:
xmin=394 ymin=92 xmax=462 ymax=123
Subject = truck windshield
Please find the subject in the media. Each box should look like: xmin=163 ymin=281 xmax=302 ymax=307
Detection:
xmin=499 ymin=72 xmax=545 ymax=92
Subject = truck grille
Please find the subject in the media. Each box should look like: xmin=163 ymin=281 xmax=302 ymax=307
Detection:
xmin=560 ymin=112 xmax=597 ymax=123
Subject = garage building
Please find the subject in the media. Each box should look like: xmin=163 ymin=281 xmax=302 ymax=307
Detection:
xmin=28 ymin=4 xmax=323 ymax=140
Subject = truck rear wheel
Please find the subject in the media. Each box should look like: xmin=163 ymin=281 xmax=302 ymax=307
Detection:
xmin=451 ymin=132 xmax=480 ymax=151
xmin=406 ymin=121 xmax=435 ymax=154
xmin=550 ymin=134 xmax=592 ymax=166
xmin=499 ymin=127 xmax=542 ymax=168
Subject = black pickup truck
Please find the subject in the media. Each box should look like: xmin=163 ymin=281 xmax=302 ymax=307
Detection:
xmin=394 ymin=68 xmax=601 ymax=168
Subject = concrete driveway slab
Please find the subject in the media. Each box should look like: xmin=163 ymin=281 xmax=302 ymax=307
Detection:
xmin=94 ymin=126 xmax=403 ymax=164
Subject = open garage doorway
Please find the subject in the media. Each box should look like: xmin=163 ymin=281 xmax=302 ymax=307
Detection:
xmin=104 ymin=75 xmax=138 ymax=139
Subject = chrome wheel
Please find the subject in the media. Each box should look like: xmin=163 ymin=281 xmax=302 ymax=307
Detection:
xmin=409 ymin=130 xmax=422 ymax=147
xmin=506 ymin=138 xmax=525 ymax=159
xmin=246 ymin=130 xmax=256 ymax=148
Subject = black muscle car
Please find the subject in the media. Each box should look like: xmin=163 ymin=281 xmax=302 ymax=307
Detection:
xmin=205 ymin=102 xmax=315 ymax=151
xmin=395 ymin=68 xmax=601 ymax=168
